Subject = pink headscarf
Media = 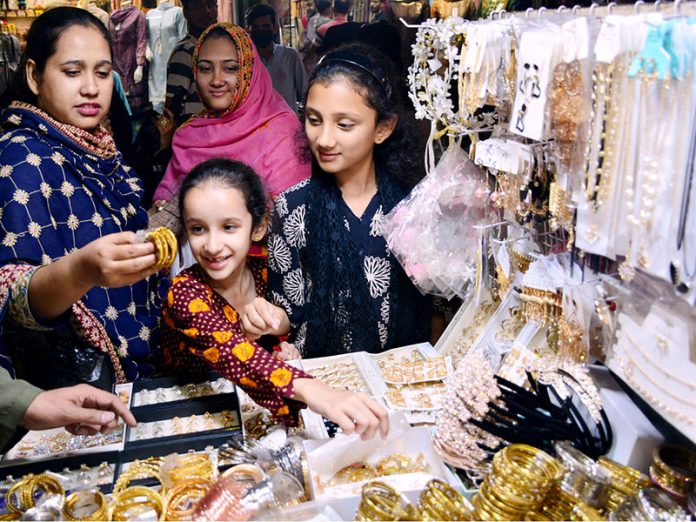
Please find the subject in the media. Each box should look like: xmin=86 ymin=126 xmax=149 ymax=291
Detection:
xmin=154 ymin=23 xmax=309 ymax=202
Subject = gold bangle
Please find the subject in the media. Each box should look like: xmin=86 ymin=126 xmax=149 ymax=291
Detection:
xmin=6 ymin=473 xmax=65 ymax=514
xmin=114 ymin=458 xmax=163 ymax=495
xmin=221 ymin=463 xmax=265 ymax=483
xmin=63 ymin=490 xmax=108 ymax=521
xmin=652 ymin=445 xmax=696 ymax=497
xmin=164 ymin=478 xmax=212 ymax=521
xmin=110 ymin=486 xmax=164 ymax=521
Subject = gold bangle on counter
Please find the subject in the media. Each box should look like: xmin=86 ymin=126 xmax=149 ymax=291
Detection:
xmin=418 ymin=479 xmax=472 ymax=521
xmin=164 ymin=478 xmax=212 ymax=521
xmin=63 ymin=490 xmax=108 ymax=521
xmin=6 ymin=474 xmax=64 ymax=514
xmin=355 ymin=481 xmax=419 ymax=521
xmin=113 ymin=458 xmax=163 ymax=496
xmin=110 ymin=486 xmax=164 ymax=521
xmin=651 ymin=445 xmax=696 ymax=498
xmin=221 ymin=463 xmax=265 ymax=483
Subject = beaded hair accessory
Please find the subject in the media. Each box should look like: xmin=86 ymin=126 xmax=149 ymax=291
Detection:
xmin=192 ymin=23 xmax=254 ymax=117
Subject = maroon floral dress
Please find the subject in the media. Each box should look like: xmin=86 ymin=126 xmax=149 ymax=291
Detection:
xmin=160 ymin=258 xmax=310 ymax=424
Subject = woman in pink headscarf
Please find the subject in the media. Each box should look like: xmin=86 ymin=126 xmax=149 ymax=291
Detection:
xmin=153 ymin=23 xmax=309 ymax=204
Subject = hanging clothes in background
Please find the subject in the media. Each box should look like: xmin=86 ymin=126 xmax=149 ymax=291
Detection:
xmin=109 ymin=5 xmax=149 ymax=110
xmin=0 ymin=32 xmax=20 ymax=98
xmin=147 ymin=0 xmax=186 ymax=113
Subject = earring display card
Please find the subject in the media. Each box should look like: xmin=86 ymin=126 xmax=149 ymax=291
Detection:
xmin=434 ymin=285 xmax=500 ymax=367
xmin=510 ymin=28 xmax=562 ymax=141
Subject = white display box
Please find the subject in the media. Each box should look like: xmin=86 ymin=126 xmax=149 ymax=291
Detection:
xmin=303 ymin=415 xmax=454 ymax=502
xmin=299 ymin=352 xmax=387 ymax=397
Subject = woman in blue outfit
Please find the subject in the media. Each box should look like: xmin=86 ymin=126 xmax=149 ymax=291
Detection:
xmin=0 ymin=7 xmax=164 ymax=383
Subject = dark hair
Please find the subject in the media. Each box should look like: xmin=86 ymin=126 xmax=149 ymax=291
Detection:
xmin=334 ymin=0 xmax=352 ymax=14
xmin=306 ymin=43 xmax=423 ymax=187
xmin=245 ymin=3 xmax=276 ymax=26
xmin=199 ymin=24 xmax=234 ymax=45
xmin=179 ymin=158 xmax=268 ymax=229
xmin=2 ymin=7 xmax=112 ymax=107
xmin=315 ymin=0 xmax=331 ymax=13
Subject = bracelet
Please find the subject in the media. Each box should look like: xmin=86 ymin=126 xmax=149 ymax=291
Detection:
xmin=220 ymin=464 xmax=265 ymax=483
xmin=110 ymin=486 xmax=164 ymax=521
xmin=652 ymin=445 xmax=696 ymax=497
xmin=113 ymin=458 xmax=163 ymax=495
xmin=164 ymin=478 xmax=212 ymax=521
xmin=356 ymin=481 xmax=418 ymax=521
xmin=62 ymin=490 xmax=108 ymax=521
xmin=6 ymin=474 xmax=64 ymax=514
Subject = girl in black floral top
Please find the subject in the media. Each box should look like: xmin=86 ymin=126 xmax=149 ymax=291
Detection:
xmin=268 ymin=44 xmax=431 ymax=358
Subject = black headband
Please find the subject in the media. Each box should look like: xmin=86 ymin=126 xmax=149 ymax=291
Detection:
xmin=318 ymin=50 xmax=392 ymax=99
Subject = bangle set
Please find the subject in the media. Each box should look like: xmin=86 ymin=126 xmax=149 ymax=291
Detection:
xmin=110 ymin=486 xmax=164 ymax=521
xmin=472 ymin=444 xmax=564 ymax=521
xmin=649 ymin=445 xmax=696 ymax=499
xmin=5 ymin=474 xmax=64 ymax=514
xmin=62 ymin=490 xmax=108 ymax=521
xmin=355 ymin=481 xmax=420 ymax=521
xmin=164 ymin=478 xmax=212 ymax=521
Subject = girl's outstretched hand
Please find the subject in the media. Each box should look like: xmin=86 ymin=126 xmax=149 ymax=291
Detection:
xmin=293 ymin=378 xmax=389 ymax=440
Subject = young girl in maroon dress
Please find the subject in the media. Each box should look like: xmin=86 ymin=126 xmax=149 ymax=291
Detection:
xmin=160 ymin=158 xmax=387 ymax=438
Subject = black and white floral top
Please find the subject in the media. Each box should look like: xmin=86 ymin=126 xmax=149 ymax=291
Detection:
xmin=268 ymin=179 xmax=399 ymax=355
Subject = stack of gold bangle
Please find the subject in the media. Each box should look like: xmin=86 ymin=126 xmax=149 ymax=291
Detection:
xmin=113 ymin=458 xmax=163 ymax=496
xmin=649 ymin=445 xmax=696 ymax=499
xmin=164 ymin=477 xmax=212 ymax=520
xmin=110 ymin=486 xmax=164 ymax=521
xmin=472 ymin=444 xmax=564 ymax=521
xmin=598 ymin=457 xmax=652 ymax=512
xmin=163 ymin=453 xmax=215 ymax=487
xmin=609 ymin=486 xmax=690 ymax=521
xmin=62 ymin=490 xmax=108 ymax=521
xmin=355 ymin=481 xmax=419 ymax=521
xmin=146 ymin=227 xmax=177 ymax=269
xmin=554 ymin=441 xmax=611 ymax=510
xmin=418 ymin=478 xmax=473 ymax=521
xmin=5 ymin=474 xmax=64 ymax=515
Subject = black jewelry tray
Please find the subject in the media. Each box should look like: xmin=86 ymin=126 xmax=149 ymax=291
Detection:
xmin=124 ymin=393 xmax=242 ymax=457
xmin=0 ymin=447 xmax=119 ymax=492
xmin=130 ymin=372 xmax=235 ymax=411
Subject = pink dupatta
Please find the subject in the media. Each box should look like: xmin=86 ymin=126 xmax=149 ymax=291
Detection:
xmin=154 ymin=23 xmax=309 ymax=202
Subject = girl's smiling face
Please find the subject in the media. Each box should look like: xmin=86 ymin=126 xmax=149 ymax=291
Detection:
xmin=304 ymin=77 xmax=395 ymax=179
xmin=184 ymin=181 xmax=262 ymax=287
